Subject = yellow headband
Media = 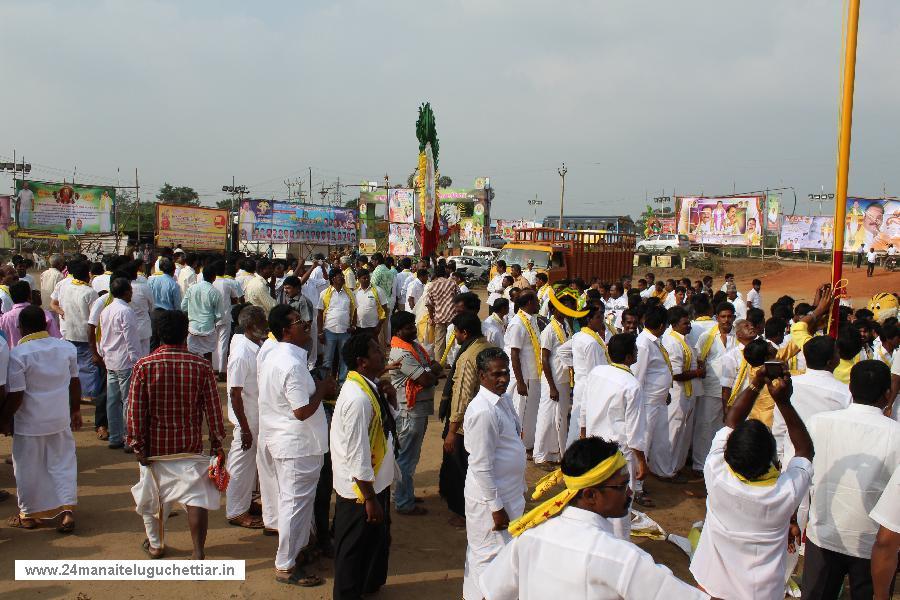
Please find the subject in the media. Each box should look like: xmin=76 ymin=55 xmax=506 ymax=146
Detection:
xmin=508 ymin=451 xmax=627 ymax=537
xmin=548 ymin=286 xmax=590 ymax=319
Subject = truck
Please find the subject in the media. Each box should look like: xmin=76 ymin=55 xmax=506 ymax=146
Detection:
xmin=494 ymin=228 xmax=635 ymax=283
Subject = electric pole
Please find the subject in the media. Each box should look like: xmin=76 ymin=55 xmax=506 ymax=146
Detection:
xmin=557 ymin=162 xmax=567 ymax=229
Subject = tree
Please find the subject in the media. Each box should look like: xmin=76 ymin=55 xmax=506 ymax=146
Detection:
xmin=113 ymin=189 xmax=156 ymax=232
xmin=216 ymin=198 xmax=234 ymax=210
xmin=344 ymin=198 xmax=358 ymax=209
xmin=157 ymin=183 xmax=199 ymax=206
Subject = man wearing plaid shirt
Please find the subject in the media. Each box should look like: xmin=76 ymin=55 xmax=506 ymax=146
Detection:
xmin=126 ymin=310 xmax=226 ymax=560
xmin=424 ymin=264 xmax=460 ymax=364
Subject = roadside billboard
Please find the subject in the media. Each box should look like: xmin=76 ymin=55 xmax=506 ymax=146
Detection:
xmin=14 ymin=179 xmax=114 ymax=235
xmin=779 ymin=216 xmax=835 ymax=251
xmin=156 ymin=204 xmax=228 ymax=250
xmin=238 ymin=200 xmax=357 ymax=246
xmin=675 ymin=196 xmax=763 ymax=246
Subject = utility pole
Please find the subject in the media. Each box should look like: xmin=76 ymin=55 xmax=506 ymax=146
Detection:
xmin=557 ymin=162 xmax=567 ymax=229
xmin=528 ymin=195 xmax=543 ymax=223
xmin=135 ymin=168 xmax=140 ymax=244
xmin=222 ymin=177 xmax=249 ymax=251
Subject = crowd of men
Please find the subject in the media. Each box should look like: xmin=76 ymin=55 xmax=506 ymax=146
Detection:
xmin=0 ymin=246 xmax=897 ymax=599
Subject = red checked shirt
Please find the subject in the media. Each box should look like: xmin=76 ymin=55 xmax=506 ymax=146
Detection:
xmin=126 ymin=345 xmax=226 ymax=457
xmin=424 ymin=277 xmax=460 ymax=325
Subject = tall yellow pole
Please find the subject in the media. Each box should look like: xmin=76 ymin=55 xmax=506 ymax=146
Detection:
xmin=829 ymin=0 xmax=861 ymax=337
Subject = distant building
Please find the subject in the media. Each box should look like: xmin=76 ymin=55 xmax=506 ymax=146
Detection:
xmin=542 ymin=215 xmax=635 ymax=235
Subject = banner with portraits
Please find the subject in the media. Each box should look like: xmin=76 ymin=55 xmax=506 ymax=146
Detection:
xmin=238 ymin=200 xmax=358 ymax=246
xmin=675 ymin=196 xmax=763 ymax=246
xmin=14 ymin=179 xmax=114 ymax=235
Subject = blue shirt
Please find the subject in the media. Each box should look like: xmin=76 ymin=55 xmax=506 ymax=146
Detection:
xmin=147 ymin=273 xmax=182 ymax=311
xmin=180 ymin=279 xmax=223 ymax=335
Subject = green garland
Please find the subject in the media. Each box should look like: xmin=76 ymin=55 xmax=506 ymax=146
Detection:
xmin=415 ymin=102 xmax=439 ymax=168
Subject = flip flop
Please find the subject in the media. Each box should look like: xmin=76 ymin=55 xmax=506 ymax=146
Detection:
xmin=275 ymin=568 xmax=324 ymax=587
xmin=57 ymin=512 xmax=75 ymax=534
xmin=633 ymin=492 xmax=655 ymax=508
xmin=0 ymin=490 xmax=10 ymax=502
xmin=142 ymin=538 xmax=165 ymax=559
xmin=263 ymin=527 xmax=278 ymax=536
xmin=7 ymin=514 xmax=37 ymax=529
xmin=228 ymin=513 xmax=264 ymax=529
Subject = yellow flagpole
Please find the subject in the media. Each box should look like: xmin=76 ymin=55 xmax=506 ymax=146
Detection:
xmin=828 ymin=0 xmax=861 ymax=337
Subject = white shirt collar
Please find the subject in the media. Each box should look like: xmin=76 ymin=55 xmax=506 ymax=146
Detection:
xmin=559 ymin=506 xmax=615 ymax=535
xmin=846 ymin=403 xmax=885 ymax=416
xmin=478 ymin=385 xmax=503 ymax=405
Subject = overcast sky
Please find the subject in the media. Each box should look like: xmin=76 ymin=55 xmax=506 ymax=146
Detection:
xmin=2 ymin=0 xmax=899 ymax=220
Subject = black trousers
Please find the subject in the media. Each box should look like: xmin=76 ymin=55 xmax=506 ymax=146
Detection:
xmin=439 ymin=429 xmax=469 ymax=517
xmin=333 ymin=489 xmax=391 ymax=600
xmin=856 ymin=253 xmax=863 ymax=268
xmin=94 ymin=364 xmax=107 ymax=430
xmin=867 ymin=262 xmax=876 ymax=277
xmin=802 ymin=539 xmax=874 ymax=600
xmin=313 ymin=450 xmax=333 ymax=547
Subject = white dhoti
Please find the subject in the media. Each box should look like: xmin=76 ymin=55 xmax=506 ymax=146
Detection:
xmin=256 ymin=442 xmax=279 ymax=530
xmin=643 ymin=399 xmax=669 ymax=488
xmin=666 ymin=387 xmax=695 ymax=477
xmin=12 ymin=430 xmax=78 ymax=518
xmin=533 ymin=381 xmax=571 ymax=464
xmin=139 ymin=337 xmax=151 ymax=360
xmin=306 ymin=318 xmax=319 ymax=368
xmin=463 ymin=495 xmax=526 ymax=600
xmin=271 ymin=452 xmax=323 ymax=571
xmin=131 ymin=454 xmax=220 ymax=549
xmin=509 ymin=378 xmax=540 ymax=450
xmin=187 ymin=329 xmax=217 ymax=356
xmin=225 ymin=420 xmax=259 ymax=519
xmin=211 ymin=321 xmax=231 ymax=373
xmin=566 ymin=381 xmax=586 ymax=449
xmin=692 ymin=395 xmax=724 ymax=471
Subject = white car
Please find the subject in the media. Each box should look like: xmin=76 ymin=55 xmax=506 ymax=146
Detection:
xmin=636 ymin=233 xmax=690 ymax=254
xmin=450 ymin=256 xmax=489 ymax=281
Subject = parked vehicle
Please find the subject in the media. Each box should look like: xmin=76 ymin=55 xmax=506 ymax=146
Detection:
xmin=450 ymin=255 xmax=489 ymax=281
xmin=460 ymin=245 xmax=500 ymax=261
xmin=494 ymin=228 xmax=635 ymax=284
xmin=636 ymin=233 xmax=690 ymax=254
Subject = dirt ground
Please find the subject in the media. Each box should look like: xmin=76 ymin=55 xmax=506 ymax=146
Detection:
xmin=0 ymin=259 xmax=895 ymax=599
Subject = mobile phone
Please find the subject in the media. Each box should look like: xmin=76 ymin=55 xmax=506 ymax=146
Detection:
xmin=764 ymin=361 xmax=785 ymax=379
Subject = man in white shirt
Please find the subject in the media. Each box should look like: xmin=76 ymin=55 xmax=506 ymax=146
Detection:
xmin=317 ymin=268 xmax=356 ymax=386
xmin=534 ymin=295 xmax=574 ymax=467
xmin=632 ymin=305 xmax=673 ymax=503
xmin=869 ymin=465 xmax=899 ymax=600
xmin=726 ymin=282 xmax=747 ymax=320
xmin=177 ymin=253 xmax=199 ymax=295
xmin=330 ymin=333 xmax=397 ymax=599
xmin=481 ymin=437 xmax=708 ymax=600
xmin=98 ymin=278 xmax=142 ymax=450
xmin=1 ymin=306 xmax=80 ymax=533
xmin=224 ymin=306 xmax=266 ymax=530
xmin=504 ymin=291 xmax=542 ymax=451
xmin=583 ymin=333 xmax=648 ymax=539
xmin=521 ymin=260 xmax=538 ymax=286
xmin=211 ymin=261 xmax=239 ymax=379
xmin=692 ymin=301 xmax=736 ymax=474
xmin=59 ymin=261 xmax=100 ymax=405
xmin=354 ymin=269 xmax=387 ymax=337
xmin=404 ymin=268 xmax=428 ymax=312
xmin=746 ymin=278 xmax=762 ymax=310
xmin=604 ymin=283 xmax=628 ymax=332
xmin=125 ymin=261 xmax=154 ymax=359
xmin=393 ymin=257 xmax=414 ymax=309
xmin=90 ymin=255 xmax=115 ymax=295
xmin=803 ymin=360 xmax=900 ymax=598
xmin=245 ymin=258 xmax=277 ymax=313
xmin=658 ymin=307 xmax=705 ymax=481
xmin=39 ymin=254 xmax=65 ymax=317
xmin=463 ymin=347 xmax=526 ymax=600
xmin=771 ymin=335 xmax=850 ymax=465
xmin=565 ymin=304 xmax=610 ymax=449
xmin=866 ymin=246 xmax=878 ymax=277
xmin=486 ymin=260 xmax=508 ymax=309
xmin=482 ymin=298 xmax=508 ymax=348
xmin=690 ymin=368 xmax=813 ymax=600
xmin=258 ymin=304 xmax=333 ymax=586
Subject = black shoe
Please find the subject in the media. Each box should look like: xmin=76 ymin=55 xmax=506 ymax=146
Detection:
xmin=108 ymin=442 xmax=124 ymax=450
xmin=123 ymin=446 xmax=134 ymax=454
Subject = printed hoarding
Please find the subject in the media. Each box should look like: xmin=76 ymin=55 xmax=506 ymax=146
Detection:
xmin=14 ymin=180 xmax=114 ymax=235
xmin=779 ymin=216 xmax=835 ymax=251
xmin=675 ymin=196 xmax=763 ymax=246
xmin=156 ymin=204 xmax=228 ymax=250
xmin=389 ymin=223 xmax=416 ymax=256
xmin=238 ymin=200 xmax=358 ymax=246
xmin=388 ymin=189 xmax=415 ymax=224
xmin=843 ymin=198 xmax=899 ymax=251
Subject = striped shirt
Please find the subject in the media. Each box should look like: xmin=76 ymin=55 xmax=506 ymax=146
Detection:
xmin=125 ymin=345 xmax=225 ymax=457
xmin=424 ymin=277 xmax=460 ymax=325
